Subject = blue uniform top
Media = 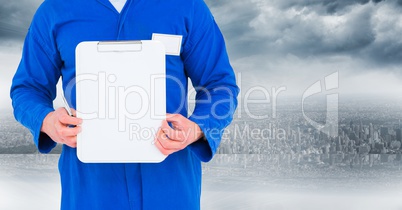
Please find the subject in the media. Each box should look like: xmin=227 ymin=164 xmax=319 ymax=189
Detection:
xmin=10 ymin=0 xmax=239 ymax=209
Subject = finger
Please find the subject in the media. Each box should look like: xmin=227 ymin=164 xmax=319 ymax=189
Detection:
xmin=160 ymin=120 xmax=187 ymax=142
xmin=153 ymin=127 xmax=167 ymax=146
xmin=155 ymin=138 xmax=185 ymax=155
xmin=171 ymin=122 xmax=184 ymax=130
xmin=58 ymin=126 xmax=82 ymax=138
xmin=156 ymin=126 xmax=185 ymax=150
xmin=166 ymin=113 xmax=184 ymax=124
xmin=168 ymin=116 xmax=203 ymax=142
xmin=155 ymin=127 xmax=171 ymax=147
xmin=160 ymin=120 xmax=176 ymax=140
xmin=71 ymin=108 xmax=77 ymax=117
xmin=166 ymin=129 xmax=187 ymax=142
xmin=154 ymin=128 xmax=173 ymax=154
xmin=154 ymin=138 xmax=171 ymax=156
xmin=63 ymin=136 xmax=77 ymax=148
xmin=165 ymin=113 xmax=189 ymax=132
xmin=157 ymin=133 xmax=186 ymax=151
xmin=59 ymin=114 xmax=83 ymax=126
xmin=160 ymin=120 xmax=172 ymax=131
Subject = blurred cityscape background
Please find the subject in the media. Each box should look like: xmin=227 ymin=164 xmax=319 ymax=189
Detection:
xmin=217 ymin=97 xmax=402 ymax=170
xmin=2 ymin=97 xmax=402 ymax=170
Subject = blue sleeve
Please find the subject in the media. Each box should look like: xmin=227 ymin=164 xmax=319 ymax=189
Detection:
xmin=182 ymin=0 xmax=239 ymax=162
xmin=10 ymin=6 xmax=62 ymax=153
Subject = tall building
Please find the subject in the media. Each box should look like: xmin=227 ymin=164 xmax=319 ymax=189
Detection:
xmin=374 ymin=130 xmax=379 ymax=141
xmin=350 ymin=120 xmax=354 ymax=131
xmin=354 ymin=125 xmax=360 ymax=136
xmin=369 ymin=123 xmax=374 ymax=138
xmin=380 ymin=127 xmax=389 ymax=139
xmin=297 ymin=127 xmax=301 ymax=144
xmin=396 ymin=128 xmax=402 ymax=142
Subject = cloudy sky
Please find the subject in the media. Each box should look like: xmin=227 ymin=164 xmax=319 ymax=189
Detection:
xmin=1 ymin=0 xmax=402 ymax=110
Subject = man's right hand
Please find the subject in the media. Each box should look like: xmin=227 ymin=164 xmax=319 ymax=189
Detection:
xmin=40 ymin=107 xmax=83 ymax=148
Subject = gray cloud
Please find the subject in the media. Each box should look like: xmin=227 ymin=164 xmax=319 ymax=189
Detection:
xmin=0 ymin=0 xmax=42 ymax=42
xmin=207 ymin=0 xmax=402 ymax=67
xmin=279 ymin=0 xmax=368 ymax=12
xmin=205 ymin=0 xmax=261 ymax=59
xmin=271 ymin=0 xmax=395 ymax=14
xmin=0 ymin=0 xmax=401 ymax=69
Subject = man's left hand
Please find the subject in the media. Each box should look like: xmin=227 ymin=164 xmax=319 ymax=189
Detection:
xmin=154 ymin=113 xmax=204 ymax=156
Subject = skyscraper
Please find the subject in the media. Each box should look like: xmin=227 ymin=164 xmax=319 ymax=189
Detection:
xmin=396 ymin=128 xmax=402 ymax=142
xmin=380 ymin=127 xmax=389 ymax=139
xmin=369 ymin=123 xmax=374 ymax=139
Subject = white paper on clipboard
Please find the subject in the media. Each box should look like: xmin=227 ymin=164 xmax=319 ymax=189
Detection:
xmin=75 ymin=40 xmax=167 ymax=163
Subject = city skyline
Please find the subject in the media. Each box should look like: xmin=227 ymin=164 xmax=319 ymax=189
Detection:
xmin=2 ymin=97 xmax=402 ymax=156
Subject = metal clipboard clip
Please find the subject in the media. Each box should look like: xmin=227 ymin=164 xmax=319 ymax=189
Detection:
xmin=97 ymin=41 xmax=143 ymax=52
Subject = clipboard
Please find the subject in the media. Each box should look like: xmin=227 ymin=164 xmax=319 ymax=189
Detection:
xmin=75 ymin=40 xmax=167 ymax=163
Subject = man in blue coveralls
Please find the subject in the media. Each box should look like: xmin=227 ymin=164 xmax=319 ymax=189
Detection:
xmin=10 ymin=0 xmax=239 ymax=209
